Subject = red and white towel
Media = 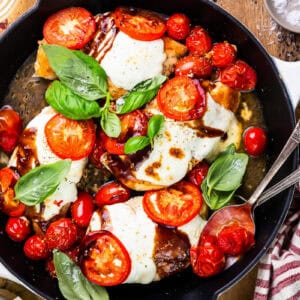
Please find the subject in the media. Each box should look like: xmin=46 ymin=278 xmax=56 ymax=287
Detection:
xmin=254 ymin=209 xmax=300 ymax=300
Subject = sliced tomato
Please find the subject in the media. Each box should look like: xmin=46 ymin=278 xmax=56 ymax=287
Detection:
xmin=113 ymin=6 xmax=166 ymax=41
xmin=143 ymin=181 xmax=202 ymax=227
xmin=157 ymin=76 xmax=206 ymax=121
xmin=81 ymin=230 xmax=131 ymax=286
xmin=43 ymin=7 xmax=96 ymax=49
xmin=219 ymin=60 xmax=257 ymax=91
xmin=45 ymin=114 xmax=95 ymax=160
xmin=102 ymin=110 xmax=148 ymax=155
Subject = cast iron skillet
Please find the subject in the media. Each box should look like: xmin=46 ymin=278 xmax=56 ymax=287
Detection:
xmin=0 ymin=0 xmax=297 ymax=299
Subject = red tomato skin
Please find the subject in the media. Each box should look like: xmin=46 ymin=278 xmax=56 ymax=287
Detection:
xmin=43 ymin=7 xmax=96 ymax=49
xmin=95 ymin=181 xmax=131 ymax=206
xmin=0 ymin=106 xmax=22 ymax=153
xmin=211 ymin=42 xmax=237 ymax=68
xmin=5 ymin=217 xmax=31 ymax=242
xmin=24 ymin=235 xmax=50 ymax=260
xmin=166 ymin=13 xmax=190 ymax=40
xmin=89 ymin=131 xmax=106 ymax=168
xmin=175 ymin=55 xmax=213 ymax=79
xmin=45 ymin=218 xmax=78 ymax=251
xmin=186 ymin=161 xmax=209 ymax=186
xmin=243 ymin=127 xmax=267 ymax=156
xmin=71 ymin=192 xmax=94 ymax=228
xmin=219 ymin=60 xmax=257 ymax=91
xmin=113 ymin=7 xmax=166 ymax=41
xmin=186 ymin=26 xmax=212 ymax=56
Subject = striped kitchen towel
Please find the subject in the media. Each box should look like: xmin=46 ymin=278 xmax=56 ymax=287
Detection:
xmin=254 ymin=210 xmax=300 ymax=300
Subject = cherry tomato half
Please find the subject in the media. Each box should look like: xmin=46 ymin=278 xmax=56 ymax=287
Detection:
xmin=43 ymin=7 xmax=96 ymax=49
xmin=157 ymin=76 xmax=206 ymax=121
xmin=186 ymin=161 xmax=209 ymax=186
xmin=166 ymin=13 xmax=190 ymax=41
xmin=175 ymin=55 xmax=212 ymax=79
xmin=95 ymin=181 xmax=131 ymax=206
xmin=211 ymin=42 xmax=237 ymax=68
xmin=102 ymin=110 xmax=148 ymax=155
xmin=243 ymin=127 xmax=267 ymax=156
xmin=45 ymin=114 xmax=96 ymax=160
xmin=5 ymin=217 xmax=31 ymax=242
xmin=45 ymin=218 xmax=78 ymax=251
xmin=71 ymin=192 xmax=94 ymax=228
xmin=24 ymin=235 xmax=50 ymax=260
xmin=186 ymin=26 xmax=212 ymax=56
xmin=81 ymin=230 xmax=131 ymax=286
xmin=143 ymin=181 xmax=202 ymax=227
xmin=0 ymin=106 xmax=22 ymax=153
xmin=219 ymin=60 xmax=257 ymax=91
xmin=113 ymin=7 xmax=166 ymax=41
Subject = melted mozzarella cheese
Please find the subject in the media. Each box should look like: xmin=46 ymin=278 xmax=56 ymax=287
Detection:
xmin=100 ymin=31 xmax=166 ymax=90
xmin=135 ymin=94 xmax=241 ymax=186
xmin=9 ymin=106 xmax=87 ymax=221
xmin=88 ymin=196 xmax=206 ymax=284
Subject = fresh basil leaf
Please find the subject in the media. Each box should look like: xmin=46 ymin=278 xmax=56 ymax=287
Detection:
xmin=14 ymin=160 xmax=71 ymax=206
xmin=218 ymin=143 xmax=236 ymax=157
xmin=147 ymin=115 xmax=164 ymax=143
xmin=124 ymin=136 xmax=150 ymax=154
xmin=42 ymin=45 xmax=107 ymax=100
xmin=201 ymin=178 xmax=236 ymax=210
xmin=101 ymin=110 xmax=121 ymax=138
xmin=46 ymin=81 xmax=102 ymax=120
xmin=206 ymin=152 xmax=248 ymax=192
xmin=53 ymin=250 xmax=109 ymax=300
xmin=116 ymin=75 xmax=167 ymax=114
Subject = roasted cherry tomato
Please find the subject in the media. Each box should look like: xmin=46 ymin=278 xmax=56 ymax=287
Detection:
xmin=175 ymin=55 xmax=212 ymax=78
xmin=166 ymin=13 xmax=190 ymax=41
xmin=102 ymin=110 xmax=148 ymax=155
xmin=157 ymin=76 xmax=206 ymax=121
xmin=186 ymin=161 xmax=209 ymax=186
xmin=216 ymin=221 xmax=255 ymax=256
xmin=71 ymin=192 xmax=94 ymax=228
xmin=219 ymin=60 xmax=257 ymax=91
xmin=0 ymin=106 xmax=22 ymax=153
xmin=113 ymin=6 xmax=166 ymax=41
xmin=24 ymin=235 xmax=50 ymax=260
xmin=81 ymin=230 xmax=131 ymax=286
xmin=190 ymin=235 xmax=226 ymax=278
xmin=64 ymin=245 xmax=81 ymax=265
xmin=211 ymin=42 xmax=237 ymax=68
xmin=43 ymin=7 xmax=96 ymax=49
xmin=5 ymin=217 xmax=31 ymax=242
xmin=143 ymin=181 xmax=202 ymax=227
xmin=45 ymin=114 xmax=96 ymax=160
xmin=95 ymin=181 xmax=131 ymax=206
xmin=243 ymin=127 xmax=267 ymax=156
xmin=186 ymin=26 xmax=212 ymax=56
xmin=45 ymin=218 xmax=78 ymax=251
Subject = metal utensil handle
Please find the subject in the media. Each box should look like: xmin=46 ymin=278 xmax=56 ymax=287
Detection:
xmin=257 ymin=166 xmax=300 ymax=206
xmin=248 ymin=119 xmax=300 ymax=205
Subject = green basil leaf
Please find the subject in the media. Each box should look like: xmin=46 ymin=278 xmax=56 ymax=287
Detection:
xmin=147 ymin=115 xmax=164 ymax=142
xmin=46 ymin=81 xmax=102 ymax=120
xmin=124 ymin=136 xmax=150 ymax=154
xmin=206 ymin=152 xmax=248 ymax=192
xmin=201 ymin=178 xmax=236 ymax=210
xmin=14 ymin=159 xmax=71 ymax=206
xmin=42 ymin=45 xmax=107 ymax=100
xmin=218 ymin=143 xmax=236 ymax=158
xmin=101 ymin=110 xmax=121 ymax=138
xmin=116 ymin=75 xmax=167 ymax=114
xmin=53 ymin=250 xmax=109 ymax=300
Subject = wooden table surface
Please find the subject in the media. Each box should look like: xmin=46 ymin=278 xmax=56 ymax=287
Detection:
xmin=0 ymin=0 xmax=299 ymax=299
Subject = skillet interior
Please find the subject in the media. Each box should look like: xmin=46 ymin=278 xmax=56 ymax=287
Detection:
xmin=0 ymin=0 xmax=297 ymax=299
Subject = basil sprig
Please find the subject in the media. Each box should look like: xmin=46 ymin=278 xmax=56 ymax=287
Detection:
xmin=14 ymin=159 xmax=71 ymax=206
xmin=116 ymin=75 xmax=167 ymax=114
xmin=125 ymin=115 xmax=164 ymax=154
xmin=201 ymin=145 xmax=248 ymax=210
xmin=42 ymin=45 xmax=107 ymax=100
xmin=53 ymin=250 xmax=109 ymax=300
